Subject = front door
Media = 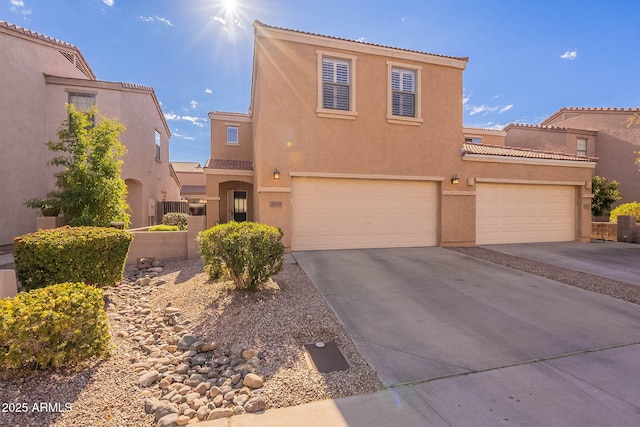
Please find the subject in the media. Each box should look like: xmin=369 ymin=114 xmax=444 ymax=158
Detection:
xmin=233 ymin=191 xmax=247 ymax=222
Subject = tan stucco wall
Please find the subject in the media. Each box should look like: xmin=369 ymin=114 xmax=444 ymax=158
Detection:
xmin=0 ymin=28 xmax=93 ymax=245
xmin=542 ymin=111 xmax=640 ymax=210
xmin=505 ymin=126 xmax=597 ymax=158
xmin=176 ymin=171 xmax=205 ymax=187
xmin=210 ymin=117 xmax=253 ymax=161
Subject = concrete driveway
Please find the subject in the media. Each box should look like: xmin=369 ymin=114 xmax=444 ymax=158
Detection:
xmin=481 ymin=241 xmax=640 ymax=285
xmin=294 ymin=247 xmax=640 ymax=426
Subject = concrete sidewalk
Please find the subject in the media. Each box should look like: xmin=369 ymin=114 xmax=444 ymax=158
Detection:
xmin=0 ymin=252 xmax=14 ymax=267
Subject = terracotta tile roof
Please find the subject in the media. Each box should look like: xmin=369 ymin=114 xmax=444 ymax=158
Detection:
xmin=461 ymin=143 xmax=597 ymax=162
xmin=504 ymin=123 xmax=570 ymax=131
xmin=171 ymin=162 xmax=203 ymax=173
xmin=255 ymin=20 xmax=469 ymax=63
xmin=555 ymin=107 xmax=640 ymax=113
xmin=180 ymin=185 xmax=206 ymax=195
xmin=210 ymin=111 xmax=251 ymax=118
xmin=205 ymin=159 xmax=254 ymax=170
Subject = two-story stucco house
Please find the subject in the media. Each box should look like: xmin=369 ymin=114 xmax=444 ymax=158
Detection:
xmin=505 ymin=108 xmax=640 ymax=215
xmin=0 ymin=21 xmax=180 ymax=244
xmin=205 ymin=21 xmax=596 ymax=250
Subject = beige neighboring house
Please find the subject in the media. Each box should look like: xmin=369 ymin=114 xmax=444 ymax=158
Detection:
xmin=172 ymin=162 xmax=206 ymax=202
xmin=505 ymin=107 xmax=640 ymax=214
xmin=0 ymin=21 xmax=179 ymax=244
xmin=205 ymin=21 xmax=596 ymax=251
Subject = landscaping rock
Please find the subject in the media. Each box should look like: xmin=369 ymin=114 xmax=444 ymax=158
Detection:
xmin=244 ymin=397 xmax=266 ymax=413
xmin=139 ymin=370 xmax=160 ymax=387
xmin=243 ymin=373 xmax=264 ymax=389
xmin=156 ymin=412 xmax=179 ymax=427
xmin=207 ymin=407 xmax=234 ymax=421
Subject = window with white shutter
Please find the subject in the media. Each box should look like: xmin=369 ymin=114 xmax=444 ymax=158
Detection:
xmin=386 ymin=61 xmax=422 ymax=125
xmin=391 ymin=68 xmax=415 ymax=117
xmin=322 ymin=58 xmax=350 ymax=111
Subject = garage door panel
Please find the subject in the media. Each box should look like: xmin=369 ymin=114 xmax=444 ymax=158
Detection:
xmin=292 ymin=178 xmax=438 ymax=251
xmin=476 ymin=184 xmax=575 ymax=245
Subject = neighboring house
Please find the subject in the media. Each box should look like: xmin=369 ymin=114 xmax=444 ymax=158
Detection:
xmin=0 ymin=21 xmax=179 ymax=244
xmin=172 ymin=161 xmax=206 ymax=202
xmin=204 ymin=21 xmax=595 ymax=250
xmin=505 ymin=107 xmax=640 ymax=213
xmin=463 ymin=127 xmax=506 ymax=146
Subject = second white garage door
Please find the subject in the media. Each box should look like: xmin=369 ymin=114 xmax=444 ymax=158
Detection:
xmin=476 ymin=183 xmax=576 ymax=244
xmin=292 ymin=177 xmax=438 ymax=251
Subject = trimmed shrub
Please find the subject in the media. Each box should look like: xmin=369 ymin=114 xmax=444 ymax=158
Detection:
xmin=0 ymin=282 xmax=110 ymax=371
xmin=162 ymin=212 xmax=188 ymax=230
xmin=198 ymin=221 xmax=284 ymax=291
xmin=14 ymin=226 xmax=133 ymax=290
xmin=148 ymin=225 xmax=180 ymax=232
xmin=609 ymin=202 xmax=640 ymax=223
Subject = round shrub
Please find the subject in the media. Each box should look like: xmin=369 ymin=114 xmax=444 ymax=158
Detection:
xmin=0 ymin=282 xmax=110 ymax=371
xmin=609 ymin=202 xmax=640 ymax=223
xmin=14 ymin=226 xmax=133 ymax=290
xmin=198 ymin=221 xmax=284 ymax=291
xmin=162 ymin=212 xmax=188 ymax=230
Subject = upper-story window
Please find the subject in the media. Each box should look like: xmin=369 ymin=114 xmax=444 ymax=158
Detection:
xmin=322 ymin=58 xmax=350 ymax=111
xmin=391 ymin=68 xmax=416 ymax=117
xmin=227 ymin=126 xmax=239 ymax=145
xmin=69 ymin=93 xmax=95 ymax=112
xmin=316 ymin=50 xmax=357 ymax=119
xmin=386 ymin=61 xmax=422 ymax=125
xmin=155 ymin=130 xmax=161 ymax=161
xmin=577 ymin=138 xmax=587 ymax=156
xmin=68 ymin=93 xmax=96 ymax=128
xmin=465 ymin=137 xmax=482 ymax=144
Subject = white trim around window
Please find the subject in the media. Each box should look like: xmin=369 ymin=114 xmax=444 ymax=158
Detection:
xmin=226 ymin=125 xmax=239 ymax=145
xmin=386 ymin=61 xmax=423 ymax=125
xmin=316 ymin=50 xmax=358 ymax=120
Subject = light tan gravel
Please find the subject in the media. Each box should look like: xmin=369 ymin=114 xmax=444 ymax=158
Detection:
xmin=0 ymin=258 xmax=382 ymax=427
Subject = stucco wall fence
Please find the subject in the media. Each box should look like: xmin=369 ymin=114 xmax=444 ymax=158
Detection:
xmin=126 ymin=215 xmax=206 ymax=265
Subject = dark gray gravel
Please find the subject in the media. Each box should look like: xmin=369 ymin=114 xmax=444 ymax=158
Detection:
xmin=449 ymin=246 xmax=640 ymax=305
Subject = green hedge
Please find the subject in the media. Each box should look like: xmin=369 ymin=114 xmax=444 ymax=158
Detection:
xmin=14 ymin=226 xmax=133 ymax=290
xmin=0 ymin=282 xmax=110 ymax=371
xmin=162 ymin=212 xmax=188 ymax=230
xmin=198 ymin=221 xmax=284 ymax=291
xmin=609 ymin=202 xmax=640 ymax=223
xmin=148 ymin=225 xmax=180 ymax=232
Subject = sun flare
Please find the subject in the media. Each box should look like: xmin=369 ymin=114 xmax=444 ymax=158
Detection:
xmin=221 ymin=0 xmax=237 ymax=14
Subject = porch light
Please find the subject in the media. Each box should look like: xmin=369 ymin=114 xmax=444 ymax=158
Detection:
xmin=451 ymin=174 xmax=460 ymax=185
xmin=273 ymin=168 xmax=280 ymax=180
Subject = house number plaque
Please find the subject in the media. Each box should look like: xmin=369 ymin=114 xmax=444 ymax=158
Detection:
xmin=270 ymin=201 xmax=282 ymax=208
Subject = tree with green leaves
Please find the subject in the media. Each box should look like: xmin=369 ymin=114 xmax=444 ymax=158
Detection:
xmin=591 ymin=175 xmax=621 ymax=217
xmin=37 ymin=104 xmax=130 ymax=227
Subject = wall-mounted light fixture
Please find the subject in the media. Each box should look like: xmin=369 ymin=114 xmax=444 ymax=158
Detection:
xmin=273 ymin=168 xmax=280 ymax=180
xmin=451 ymin=174 xmax=460 ymax=185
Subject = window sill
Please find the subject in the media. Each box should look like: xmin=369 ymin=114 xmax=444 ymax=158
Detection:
xmin=317 ymin=109 xmax=358 ymax=120
xmin=225 ymin=143 xmax=240 ymax=146
xmin=387 ymin=116 xmax=423 ymax=126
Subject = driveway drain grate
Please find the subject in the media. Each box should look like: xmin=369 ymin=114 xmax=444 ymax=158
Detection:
xmin=303 ymin=341 xmax=349 ymax=373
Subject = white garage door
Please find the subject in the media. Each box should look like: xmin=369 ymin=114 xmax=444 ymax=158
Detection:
xmin=292 ymin=177 xmax=438 ymax=251
xmin=476 ymin=183 xmax=576 ymax=244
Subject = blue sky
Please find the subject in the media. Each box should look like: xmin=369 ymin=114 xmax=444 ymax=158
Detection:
xmin=4 ymin=0 xmax=640 ymax=163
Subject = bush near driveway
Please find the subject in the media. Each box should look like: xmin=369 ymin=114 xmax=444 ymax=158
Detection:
xmin=609 ymin=202 xmax=640 ymax=223
xmin=0 ymin=282 xmax=110 ymax=371
xmin=148 ymin=225 xmax=180 ymax=232
xmin=198 ymin=221 xmax=284 ymax=291
xmin=14 ymin=226 xmax=132 ymax=290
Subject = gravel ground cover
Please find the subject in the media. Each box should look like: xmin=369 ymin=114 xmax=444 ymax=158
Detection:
xmin=0 ymin=258 xmax=382 ymax=427
xmin=449 ymin=246 xmax=640 ymax=305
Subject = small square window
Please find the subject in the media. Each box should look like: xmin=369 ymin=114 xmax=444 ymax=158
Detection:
xmin=577 ymin=138 xmax=587 ymax=156
xmin=227 ymin=126 xmax=239 ymax=144
xmin=465 ymin=137 xmax=482 ymax=144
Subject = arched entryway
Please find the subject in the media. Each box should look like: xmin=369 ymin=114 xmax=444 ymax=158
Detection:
xmin=125 ymin=178 xmax=144 ymax=228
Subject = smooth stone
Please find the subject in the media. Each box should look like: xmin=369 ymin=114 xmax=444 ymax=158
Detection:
xmin=244 ymin=397 xmax=266 ymax=413
xmin=243 ymin=373 xmax=264 ymax=389
xmin=157 ymin=413 xmax=179 ymax=427
xmin=207 ymin=408 xmax=234 ymax=421
xmin=139 ymin=370 xmax=160 ymax=387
